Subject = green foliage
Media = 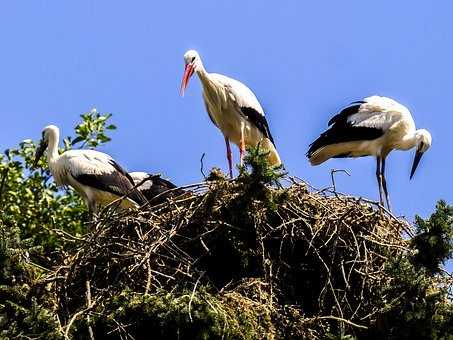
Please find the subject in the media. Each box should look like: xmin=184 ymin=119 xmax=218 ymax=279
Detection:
xmin=0 ymin=219 xmax=63 ymax=339
xmin=80 ymin=289 xmax=274 ymax=340
xmin=71 ymin=108 xmax=116 ymax=148
xmin=411 ymin=200 xmax=453 ymax=274
xmin=236 ymin=144 xmax=286 ymax=212
xmin=0 ymin=109 xmax=116 ymax=339
xmin=326 ymin=333 xmax=357 ymax=340
xmin=370 ymin=202 xmax=453 ymax=339
xmin=0 ymin=295 xmax=62 ymax=340
xmin=1 ymin=139 xmax=85 ymax=255
xmin=238 ymin=144 xmax=285 ymax=188
xmin=373 ymin=255 xmax=453 ymax=339
xmin=0 ymin=109 xmax=116 ymax=258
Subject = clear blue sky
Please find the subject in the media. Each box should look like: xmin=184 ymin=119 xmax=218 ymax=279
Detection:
xmin=0 ymin=1 xmax=451 ymax=265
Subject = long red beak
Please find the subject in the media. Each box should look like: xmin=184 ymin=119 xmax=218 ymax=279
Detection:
xmin=180 ymin=63 xmax=194 ymax=97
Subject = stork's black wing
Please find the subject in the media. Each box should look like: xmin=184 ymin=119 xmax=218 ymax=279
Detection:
xmin=73 ymin=159 xmax=147 ymax=206
xmin=307 ymin=101 xmax=384 ymax=159
xmin=136 ymin=174 xmax=185 ymax=204
xmin=327 ymin=101 xmax=366 ymax=126
xmin=241 ymin=107 xmax=275 ymax=145
xmin=306 ymin=125 xmax=384 ymax=159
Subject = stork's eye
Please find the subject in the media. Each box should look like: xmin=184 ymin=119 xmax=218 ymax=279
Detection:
xmin=191 ymin=57 xmax=196 ymax=62
xmin=419 ymin=141 xmax=425 ymax=151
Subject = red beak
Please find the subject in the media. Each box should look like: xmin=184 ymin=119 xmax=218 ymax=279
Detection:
xmin=180 ymin=63 xmax=194 ymax=97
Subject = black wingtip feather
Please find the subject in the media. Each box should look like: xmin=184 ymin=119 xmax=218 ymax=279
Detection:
xmin=240 ymin=107 xmax=276 ymax=145
xmin=327 ymin=103 xmax=363 ymax=126
xmin=308 ymin=99 xmax=376 ymax=159
xmin=349 ymin=100 xmax=367 ymax=105
xmin=138 ymin=174 xmax=185 ymax=204
xmin=307 ymin=125 xmax=384 ymax=160
xmin=74 ymin=159 xmax=148 ymax=207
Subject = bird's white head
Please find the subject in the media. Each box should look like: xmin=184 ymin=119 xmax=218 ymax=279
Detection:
xmin=34 ymin=125 xmax=60 ymax=167
xmin=415 ymin=129 xmax=432 ymax=152
xmin=180 ymin=49 xmax=202 ymax=97
xmin=410 ymin=129 xmax=432 ymax=180
xmin=42 ymin=125 xmax=60 ymax=142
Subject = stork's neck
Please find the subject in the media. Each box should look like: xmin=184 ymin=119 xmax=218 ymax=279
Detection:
xmin=197 ymin=66 xmax=221 ymax=96
xmin=46 ymin=130 xmax=60 ymax=164
xmin=395 ymin=131 xmax=417 ymax=151
xmin=194 ymin=59 xmax=209 ymax=83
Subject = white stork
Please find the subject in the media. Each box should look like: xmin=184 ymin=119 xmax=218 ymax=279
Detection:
xmin=129 ymin=172 xmax=185 ymax=204
xmin=307 ymin=96 xmax=432 ymax=210
xmin=34 ymin=125 xmax=147 ymax=213
xmin=180 ymin=49 xmax=281 ymax=178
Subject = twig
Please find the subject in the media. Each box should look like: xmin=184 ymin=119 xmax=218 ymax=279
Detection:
xmin=86 ymin=280 xmax=95 ymax=340
xmin=330 ymin=168 xmax=351 ymax=194
xmin=200 ymin=153 xmax=207 ymax=180
xmin=188 ymin=272 xmax=205 ymax=322
xmin=64 ymin=302 xmax=97 ymax=340
xmin=145 ymin=258 xmax=152 ymax=295
xmin=310 ymin=315 xmax=368 ymax=330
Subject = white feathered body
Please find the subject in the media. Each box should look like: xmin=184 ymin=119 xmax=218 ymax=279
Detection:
xmin=48 ymin=149 xmax=137 ymax=210
xmin=308 ymin=96 xmax=417 ymax=165
xmin=200 ymin=73 xmax=281 ymax=166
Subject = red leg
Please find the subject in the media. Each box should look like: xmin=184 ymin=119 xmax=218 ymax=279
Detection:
xmin=225 ymin=136 xmax=233 ymax=178
xmin=239 ymin=138 xmax=245 ymax=166
xmin=239 ymin=124 xmax=245 ymax=166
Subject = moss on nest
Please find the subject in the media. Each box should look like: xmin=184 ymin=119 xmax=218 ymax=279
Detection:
xmin=74 ymin=287 xmax=275 ymax=340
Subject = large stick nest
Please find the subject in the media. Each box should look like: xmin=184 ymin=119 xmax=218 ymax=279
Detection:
xmin=46 ymin=171 xmax=412 ymax=339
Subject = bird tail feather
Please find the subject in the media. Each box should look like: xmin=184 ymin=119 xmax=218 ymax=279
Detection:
xmin=309 ymin=142 xmax=357 ymax=165
xmin=261 ymin=138 xmax=282 ymax=167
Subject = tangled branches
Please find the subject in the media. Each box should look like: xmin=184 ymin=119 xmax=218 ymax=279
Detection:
xmin=40 ymin=171 xmax=420 ymax=339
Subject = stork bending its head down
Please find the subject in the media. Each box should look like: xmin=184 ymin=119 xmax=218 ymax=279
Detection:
xmin=307 ymin=96 xmax=432 ymax=210
xmin=129 ymin=171 xmax=186 ymax=205
xmin=34 ymin=125 xmax=147 ymax=213
xmin=180 ymin=49 xmax=281 ymax=178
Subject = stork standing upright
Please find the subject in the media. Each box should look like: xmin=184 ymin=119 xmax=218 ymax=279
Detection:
xmin=180 ymin=50 xmax=281 ymax=178
xmin=129 ymin=171 xmax=186 ymax=204
xmin=307 ymin=96 xmax=432 ymax=210
xmin=34 ymin=125 xmax=147 ymax=213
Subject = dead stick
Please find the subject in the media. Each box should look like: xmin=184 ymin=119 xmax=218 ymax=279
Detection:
xmin=313 ymin=315 xmax=368 ymax=330
xmin=189 ymin=272 xmax=205 ymax=322
xmin=85 ymin=280 xmax=95 ymax=340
